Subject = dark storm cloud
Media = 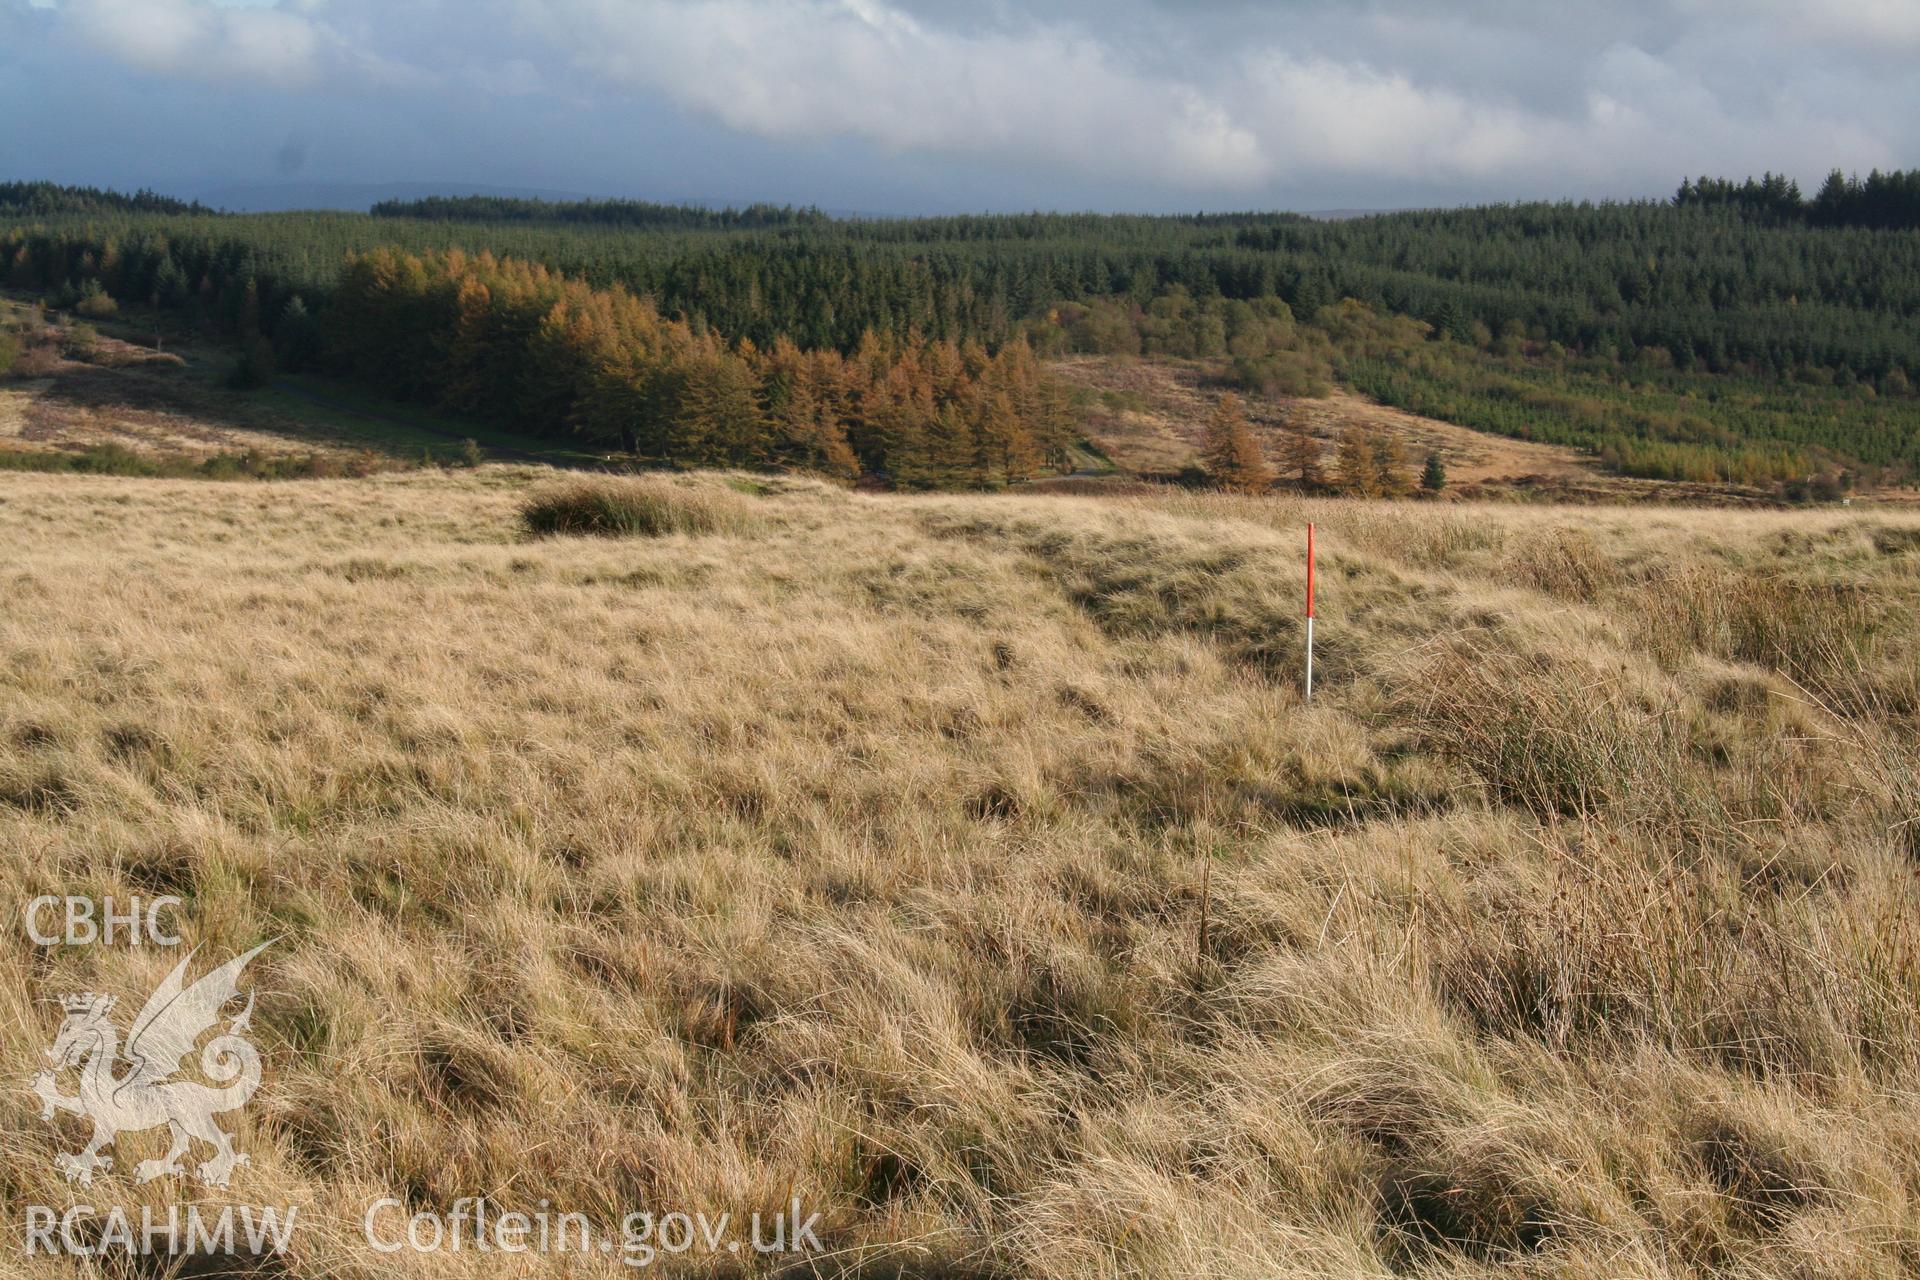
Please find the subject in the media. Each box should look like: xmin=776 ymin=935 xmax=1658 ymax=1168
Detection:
xmin=1 ymin=0 xmax=1914 ymax=211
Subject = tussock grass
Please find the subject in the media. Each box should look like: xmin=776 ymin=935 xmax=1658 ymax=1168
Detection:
xmin=1502 ymin=527 xmax=1626 ymax=601
xmin=1400 ymin=640 xmax=1730 ymax=834
xmin=1640 ymin=564 xmax=1882 ymax=682
xmin=519 ymin=473 xmax=763 ymax=538
xmin=1427 ymin=826 xmax=1920 ymax=1071
xmin=4 ymin=469 xmax=1920 ymax=1277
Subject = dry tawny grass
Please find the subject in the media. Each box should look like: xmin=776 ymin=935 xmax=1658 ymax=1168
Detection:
xmin=1 ymin=467 xmax=1917 ymax=1278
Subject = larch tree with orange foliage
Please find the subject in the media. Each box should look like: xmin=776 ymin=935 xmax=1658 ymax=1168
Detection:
xmin=1201 ymin=392 xmax=1272 ymax=493
xmin=318 ymin=248 xmax=1075 ymax=489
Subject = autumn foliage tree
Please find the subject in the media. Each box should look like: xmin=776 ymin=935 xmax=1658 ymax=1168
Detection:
xmin=1201 ymin=393 xmax=1271 ymax=493
xmin=320 ymin=248 xmax=1077 ymax=489
xmin=1334 ymin=427 xmax=1381 ymax=496
xmin=1369 ymin=430 xmax=1412 ymax=496
xmin=1279 ymin=411 xmax=1324 ymax=490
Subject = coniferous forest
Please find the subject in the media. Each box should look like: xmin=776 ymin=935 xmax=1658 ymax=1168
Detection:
xmin=4 ymin=172 xmax=1919 ymax=488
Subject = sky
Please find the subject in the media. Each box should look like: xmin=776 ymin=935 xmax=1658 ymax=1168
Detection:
xmin=2 ymin=0 xmax=1916 ymax=214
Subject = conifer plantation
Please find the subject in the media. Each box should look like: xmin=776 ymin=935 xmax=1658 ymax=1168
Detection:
xmin=319 ymin=249 xmax=1076 ymax=487
xmin=6 ymin=169 xmax=1920 ymax=490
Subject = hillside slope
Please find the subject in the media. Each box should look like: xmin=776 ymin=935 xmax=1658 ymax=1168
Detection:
xmin=0 ymin=293 xmax=615 ymax=474
xmin=13 ymin=186 xmax=1920 ymax=487
xmin=3 ymin=471 xmax=1918 ymax=1277
xmin=1051 ymin=355 xmax=1831 ymax=505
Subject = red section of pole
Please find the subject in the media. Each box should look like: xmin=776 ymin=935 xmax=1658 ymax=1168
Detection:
xmin=1306 ymin=523 xmax=1316 ymax=618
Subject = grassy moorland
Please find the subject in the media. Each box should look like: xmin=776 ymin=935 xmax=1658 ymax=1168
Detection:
xmin=2 ymin=467 xmax=1917 ymax=1277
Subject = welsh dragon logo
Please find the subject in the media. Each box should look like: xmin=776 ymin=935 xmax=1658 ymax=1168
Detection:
xmin=31 ymin=943 xmax=271 ymax=1189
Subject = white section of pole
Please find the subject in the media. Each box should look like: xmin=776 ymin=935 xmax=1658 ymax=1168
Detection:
xmin=1305 ymin=615 xmax=1315 ymax=703
xmin=1305 ymin=521 xmax=1316 ymax=705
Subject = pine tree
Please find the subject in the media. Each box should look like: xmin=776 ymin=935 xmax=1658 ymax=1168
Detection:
xmin=237 ymin=277 xmax=263 ymax=344
xmin=1028 ymin=376 xmax=1078 ymax=473
xmin=859 ymin=361 xmax=931 ymax=484
xmin=150 ymin=256 xmax=191 ymax=310
xmin=1421 ymin=450 xmax=1447 ymax=492
xmin=1370 ymin=430 xmax=1411 ymax=496
xmin=974 ymin=390 xmax=1040 ymax=486
xmin=674 ymin=354 xmax=768 ymax=466
xmin=577 ymin=353 xmax=651 ymax=454
xmin=273 ymin=296 xmax=322 ymax=372
xmin=925 ymin=340 xmax=967 ymax=401
xmin=439 ymin=276 xmax=495 ymax=414
xmin=226 ymin=336 xmax=275 ymax=390
xmin=763 ymin=339 xmax=858 ymax=479
xmin=804 ymin=349 xmax=861 ymax=479
xmin=1279 ymin=412 xmax=1324 ymax=490
xmin=1334 ymin=428 xmax=1380 ymax=496
xmin=926 ymin=402 xmax=980 ymax=490
xmin=1201 ymin=392 xmax=1271 ymax=493
xmin=520 ymin=302 xmax=596 ymax=438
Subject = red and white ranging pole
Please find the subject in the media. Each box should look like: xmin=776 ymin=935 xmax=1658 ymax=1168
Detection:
xmin=1305 ymin=522 xmax=1316 ymax=703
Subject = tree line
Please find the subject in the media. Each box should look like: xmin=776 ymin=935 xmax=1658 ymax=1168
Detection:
xmin=15 ymin=174 xmax=1919 ymax=382
xmin=0 ymin=181 xmax=212 ymax=218
xmin=1676 ymin=169 xmax=1920 ymax=230
xmin=370 ymin=195 xmax=829 ymax=231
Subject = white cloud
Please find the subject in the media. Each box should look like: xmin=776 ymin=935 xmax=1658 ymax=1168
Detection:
xmin=517 ymin=0 xmax=1269 ymax=185
xmin=16 ymin=0 xmax=1920 ymax=203
xmin=507 ymin=0 xmax=1591 ymax=189
xmin=1683 ymin=0 xmax=1920 ymax=55
xmin=1233 ymin=55 xmax=1547 ymax=181
xmin=67 ymin=0 xmax=327 ymax=85
xmin=513 ymin=0 xmax=1906 ymax=194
